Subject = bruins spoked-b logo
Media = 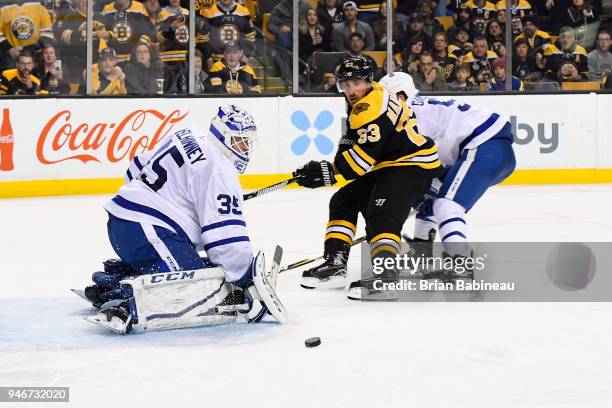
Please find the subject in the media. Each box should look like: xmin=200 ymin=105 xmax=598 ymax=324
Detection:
xmin=11 ymin=16 xmax=35 ymax=41
xmin=111 ymin=21 xmax=133 ymax=43
xmin=219 ymin=24 xmax=239 ymax=44
xmin=225 ymin=79 xmax=244 ymax=94
xmin=175 ymin=24 xmax=189 ymax=44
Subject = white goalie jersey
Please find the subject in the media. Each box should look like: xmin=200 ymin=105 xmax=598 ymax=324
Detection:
xmin=407 ymin=96 xmax=509 ymax=167
xmin=104 ymin=126 xmax=253 ymax=282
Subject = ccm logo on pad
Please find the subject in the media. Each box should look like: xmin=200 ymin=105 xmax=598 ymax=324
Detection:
xmin=149 ymin=271 xmax=196 ymax=284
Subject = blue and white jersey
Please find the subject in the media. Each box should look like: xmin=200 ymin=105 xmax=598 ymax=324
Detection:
xmin=104 ymin=126 xmax=253 ymax=282
xmin=409 ymin=96 xmax=510 ymax=166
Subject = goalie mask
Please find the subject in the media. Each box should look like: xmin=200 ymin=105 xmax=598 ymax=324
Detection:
xmin=209 ymin=105 xmax=257 ymax=174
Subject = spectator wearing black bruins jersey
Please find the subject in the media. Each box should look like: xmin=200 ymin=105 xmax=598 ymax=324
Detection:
xmin=496 ymin=0 xmax=533 ymax=36
xmin=57 ymin=0 xmax=105 ymax=86
xmin=448 ymin=27 xmax=473 ymax=61
xmin=514 ymin=16 xmax=551 ymax=54
xmin=157 ymin=0 xmax=209 ymax=94
xmin=206 ymin=43 xmax=260 ymax=94
xmin=432 ymin=32 xmax=456 ymax=82
xmin=157 ymin=0 xmax=208 ymax=65
xmin=200 ymin=0 xmax=254 ymax=62
xmin=0 ymin=51 xmax=45 ymax=95
xmin=544 ymin=27 xmax=589 ymax=80
xmin=463 ymin=36 xmax=498 ymax=83
xmin=101 ymin=0 xmax=157 ymax=63
xmin=0 ymin=0 xmax=55 ymax=70
xmin=293 ymin=56 xmax=443 ymax=300
xmin=464 ymin=0 xmax=497 ymax=21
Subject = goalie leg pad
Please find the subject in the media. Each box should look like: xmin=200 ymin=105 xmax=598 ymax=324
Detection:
xmin=121 ymin=268 xmax=242 ymax=331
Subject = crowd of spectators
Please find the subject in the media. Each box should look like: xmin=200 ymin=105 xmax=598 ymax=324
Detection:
xmin=0 ymin=0 xmax=262 ymax=95
xmin=294 ymin=0 xmax=612 ymax=91
xmin=0 ymin=0 xmax=609 ymax=95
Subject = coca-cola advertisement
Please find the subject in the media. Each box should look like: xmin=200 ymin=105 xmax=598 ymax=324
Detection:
xmin=0 ymin=108 xmax=14 ymax=171
xmin=0 ymin=98 xmax=282 ymax=185
xmin=36 ymin=109 xmax=189 ymax=165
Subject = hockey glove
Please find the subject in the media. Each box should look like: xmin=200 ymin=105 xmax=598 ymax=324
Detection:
xmin=293 ymin=160 xmax=337 ymax=189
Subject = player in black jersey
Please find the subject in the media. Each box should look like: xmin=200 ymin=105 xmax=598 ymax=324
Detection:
xmin=293 ymin=56 xmax=443 ymax=300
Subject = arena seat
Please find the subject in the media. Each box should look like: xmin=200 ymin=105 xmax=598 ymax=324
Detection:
xmin=310 ymin=51 xmax=346 ymax=76
xmin=258 ymin=0 xmax=279 ymax=15
xmin=246 ymin=0 xmax=256 ymax=21
xmin=435 ymin=16 xmax=454 ymax=32
xmin=524 ymin=81 xmax=560 ymax=91
xmin=363 ymin=51 xmax=386 ymax=68
xmin=561 ymin=81 xmax=601 ymax=91
xmin=263 ymin=13 xmax=275 ymax=42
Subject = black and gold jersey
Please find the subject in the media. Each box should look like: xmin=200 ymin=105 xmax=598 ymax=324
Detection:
xmin=352 ymin=0 xmax=381 ymax=13
xmin=0 ymin=68 xmax=45 ymax=95
xmin=334 ymin=82 xmax=442 ymax=181
xmin=194 ymin=0 xmax=216 ymax=16
xmin=463 ymin=0 xmax=497 ymax=21
xmin=543 ymin=43 xmax=588 ymax=76
xmin=201 ymin=2 xmax=255 ymax=58
xmin=495 ymin=0 xmax=532 ymax=19
xmin=448 ymin=43 xmax=471 ymax=60
xmin=57 ymin=9 xmax=105 ymax=59
xmin=514 ymin=29 xmax=551 ymax=51
xmin=207 ymin=60 xmax=261 ymax=94
xmin=434 ymin=54 xmax=456 ymax=81
xmin=101 ymin=0 xmax=156 ymax=62
xmin=0 ymin=1 xmax=54 ymax=48
xmin=89 ymin=63 xmax=127 ymax=95
xmin=58 ymin=9 xmax=105 ymax=47
xmin=157 ymin=7 xmax=189 ymax=63
xmin=463 ymin=49 xmax=498 ymax=80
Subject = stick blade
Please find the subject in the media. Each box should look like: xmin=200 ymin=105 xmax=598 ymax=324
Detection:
xmin=269 ymin=245 xmax=283 ymax=288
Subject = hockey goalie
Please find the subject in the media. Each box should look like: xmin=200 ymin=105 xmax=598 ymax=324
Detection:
xmin=75 ymin=105 xmax=287 ymax=334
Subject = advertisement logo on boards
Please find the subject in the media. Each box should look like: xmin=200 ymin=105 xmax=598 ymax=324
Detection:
xmin=36 ymin=109 xmax=189 ymax=165
xmin=0 ymin=108 xmax=14 ymax=171
xmin=289 ymin=110 xmax=335 ymax=156
xmin=510 ymin=116 xmax=559 ymax=153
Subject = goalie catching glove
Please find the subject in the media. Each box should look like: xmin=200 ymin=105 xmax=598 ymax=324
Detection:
xmin=293 ymin=160 xmax=337 ymax=189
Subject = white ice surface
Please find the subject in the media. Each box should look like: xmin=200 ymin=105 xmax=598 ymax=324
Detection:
xmin=1 ymin=185 xmax=612 ymax=408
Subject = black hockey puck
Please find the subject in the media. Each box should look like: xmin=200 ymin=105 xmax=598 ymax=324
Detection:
xmin=305 ymin=337 xmax=321 ymax=348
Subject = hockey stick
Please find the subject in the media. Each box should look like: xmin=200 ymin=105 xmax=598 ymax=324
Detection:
xmin=278 ymin=236 xmax=367 ymax=274
xmin=243 ymin=176 xmax=300 ymax=201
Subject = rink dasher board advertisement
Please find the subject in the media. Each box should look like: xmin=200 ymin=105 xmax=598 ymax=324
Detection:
xmin=0 ymin=94 xmax=611 ymax=198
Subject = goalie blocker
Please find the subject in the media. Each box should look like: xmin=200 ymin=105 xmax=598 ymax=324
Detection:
xmin=84 ymin=251 xmax=287 ymax=334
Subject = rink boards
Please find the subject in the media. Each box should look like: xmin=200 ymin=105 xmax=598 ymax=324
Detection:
xmin=0 ymin=93 xmax=611 ymax=198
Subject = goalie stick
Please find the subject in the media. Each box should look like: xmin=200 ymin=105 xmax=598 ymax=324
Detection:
xmin=243 ymin=176 xmax=300 ymax=201
xmin=268 ymin=245 xmax=283 ymax=288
